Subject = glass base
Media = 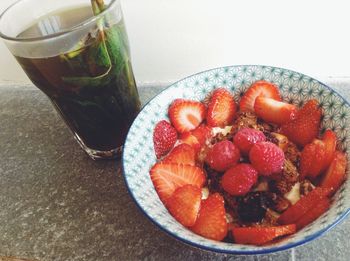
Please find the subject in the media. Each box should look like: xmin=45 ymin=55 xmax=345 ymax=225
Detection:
xmin=74 ymin=135 xmax=122 ymax=160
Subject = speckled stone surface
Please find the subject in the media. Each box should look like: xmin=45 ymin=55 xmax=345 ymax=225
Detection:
xmin=0 ymin=82 xmax=349 ymax=261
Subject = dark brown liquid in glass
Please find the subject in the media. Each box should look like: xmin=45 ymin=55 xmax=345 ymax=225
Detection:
xmin=15 ymin=6 xmax=140 ymax=151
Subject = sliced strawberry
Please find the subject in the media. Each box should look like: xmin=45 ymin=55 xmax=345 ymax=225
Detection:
xmin=167 ymin=184 xmax=202 ymax=227
xmin=207 ymin=88 xmax=236 ymax=127
xmin=150 ymin=163 xmax=206 ymax=204
xmin=163 ymin=143 xmax=196 ymax=166
xmin=277 ymin=187 xmax=331 ymax=225
xmin=179 ymin=132 xmax=201 ymax=152
xmin=153 ymin=120 xmax=178 ymax=158
xmin=300 ymin=139 xmax=326 ymax=179
xmin=232 ymin=224 xmax=296 ymax=245
xmin=295 ymin=198 xmax=330 ymax=229
xmin=191 ymin=124 xmax=212 ymax=145
xmin=320 ymin=151 xmax=347 ymax=194
xmin=191 ymin=193 xmax=228 ymax=241
xmin=180 ymin=125 xmax=212 ymax=153
xmin=321 ymin=130 xmax=337 ymax=172
xmin=239 ymin=80 xmax=281 ymax=112
xmin=169 ymin=99 xmax=206 ymax=133
xmin=254 ymin=96 xmax=297 ymax=125
xmin=280 ymin=99 xmax=322 ymax=147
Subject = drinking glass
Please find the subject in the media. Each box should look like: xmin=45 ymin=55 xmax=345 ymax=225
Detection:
xmin=0 ymin=0 xmax=141 ymax=160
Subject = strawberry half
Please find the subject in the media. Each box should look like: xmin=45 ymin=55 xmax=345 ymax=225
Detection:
xmin=153 ymin=120 xmax=178 ymax=158
xmin=300 ymin=130 xmax=337 ymax=179
xmin=321 ymin=130 xmax=337 ymax=172
xmin=179 ymin=124 xmax=212 ymax=153
xmin=320 ymin=151 xmax=347 ymax=195
xmin=207 ymin=88 xmax=236 ymax=127
xmin=191 ymin=193 xmax=228 ymax=241
xmin=169 ymin=99 xmax=206 ymax=133
xmin=150 ymin=162 xmax=206 ymax=204
xmin=232 ymin=224 xmax=296 ymax=245
xmin=280 ymin=99 xmax=322 ymax=147
xmin=239 ymin=80 xmax=281 ymax=112
xmin=295 ymin=198 xmax=330 ymax=229
xmin=300 ymin=139 xmax=326 ymax=179
xmin=163 ymin=143 xmax=196 ymax=166
xmin=254 ymin=96 xmax=297 ymax=125
xmin=277 ymin=187 xmax=330 ymax=225
xmin=167 ymin=184 xmax=202 ymax=227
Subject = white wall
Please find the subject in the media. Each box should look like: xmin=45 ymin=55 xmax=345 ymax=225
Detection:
xmin=0 ymin=0 xmax=349 ymax=85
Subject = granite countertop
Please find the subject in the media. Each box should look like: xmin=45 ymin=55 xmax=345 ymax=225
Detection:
xmin=1 ymin=82 xmax=350 ymax=261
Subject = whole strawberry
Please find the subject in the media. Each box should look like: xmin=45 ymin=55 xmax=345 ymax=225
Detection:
xmin=153 ymin=120 xmax=178 ymax=158
xmin=233 ymin=128 xmax=266 ymax=155
xmin=249 ymin=142 xmax=285 ymax=176
xmin=221 ymin=163 xmax=258 ymax=196
xmin=205 ymin=140 xmax=241 ymax=172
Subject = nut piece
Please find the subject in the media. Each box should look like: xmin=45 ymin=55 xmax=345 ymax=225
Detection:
xmin=300 ymin=179 xmax=315 ymax=196
xmin=263 ymin=208 xmax=280 ymax=226
xmin=233 ymin=111 xmax=259 ymax=131
xmin=284 ymin=141 xmax=301 ymax=166
xmin=268 ymin=132 xmax=289 ymax=151
xmin=253 ymin=177 xmax=269 ymax=192
xmin=274 ymin=159 xmax=299 ymax=194
xmin=272 ymin=195 xmax=291 ymax=213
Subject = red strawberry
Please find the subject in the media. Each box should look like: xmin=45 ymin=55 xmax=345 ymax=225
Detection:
xmin=254 ymin=96 xmax=297 ymax=125
xmin=179 ymin=125 xmax=211 ymax=153
xmin=281 ymin=99 xmax=322 ymax=146
xmin=150 ymin=163 xmax=206 ymax=204
xmin=179 ymin=132 xmax=201 ymax=152
xmin=191 ymin=124 xmax=212 ymax=145
xmin=207 ymin=88 xmax=236 ymax=127
xmin=300 ymin=139 xmax=326 ymax=179
xmin=169 ymin=99 xmax=206 ymax=133
xmin=153 ymin=120 xmax=178 ymax=158
xmin=239 ymin=80 xmax=281 ymax=112
xmin=167 ymin=184 xmax=202 ymax=227
xmin=221 ymin=164 xmax=258 ymax=196
xmin=163 ymin=143 xmax=196 ymax=166
xmin=249 ymin=142 xmax=285 ymax=176
xmin=205 ymin=140 xmax=241 ymax=172
xmin=191 ymin=193 xmax=228 ymax=241
xmin=233 ymin=128 xmax=266 ymax=155
xmin=232 ymin=224 xmax=296 ymax=245
xmin=277 ymin=187 xmax=330 ymax=225
xmin=295 ymin=198 xmax=330 ymax=229
xmin=320 ymin=151 xmax=347 ymax=195
xmin=321 ymin=130 xmax=337 ymax=172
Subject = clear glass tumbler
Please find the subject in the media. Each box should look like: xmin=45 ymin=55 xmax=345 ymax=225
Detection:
xmin=0 ymin=0 xmax=141 ymax=160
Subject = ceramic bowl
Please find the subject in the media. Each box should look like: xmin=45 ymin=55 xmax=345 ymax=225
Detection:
xmin=122 ymin=65 xmax=350 ymax=254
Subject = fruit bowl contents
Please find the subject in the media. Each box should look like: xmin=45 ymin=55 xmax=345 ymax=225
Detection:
xmin=123 ymin=65 xmax=350 ymax=254
xmin=149 ymin=80 xmax=347 ymax=246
